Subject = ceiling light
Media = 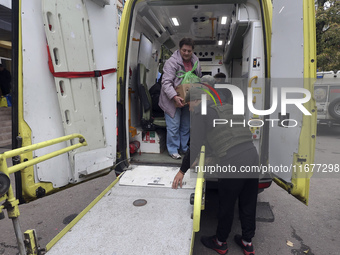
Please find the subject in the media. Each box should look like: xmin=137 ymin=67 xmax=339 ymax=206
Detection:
xmin=171 ymin=17 xmax=180 ymax=26
xmin=218 ymin=40 xmax=223 ymax=46
xmin=221 ymin=16 xmax=227 ymax=25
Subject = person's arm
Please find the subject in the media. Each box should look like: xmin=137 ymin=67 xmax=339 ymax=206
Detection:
xmin=162 ymin=58 xmax=185 ymax=107
xmin=172 ymin=110 xmax=207 ymax=189
xmin=172 ymin=167 xmax=187 ymax=189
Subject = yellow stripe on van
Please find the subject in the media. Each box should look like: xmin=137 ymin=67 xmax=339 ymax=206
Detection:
xmin=118 ymin=0 xmax=144 ymax=103
xmin=260 ymin=0 xmax=272 ymax=77
xmin=18 ymin=0 xmax=56 ymax=201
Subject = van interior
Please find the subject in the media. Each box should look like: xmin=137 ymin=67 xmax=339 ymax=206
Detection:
xmin=123 ymin=0 xmax=266 ymax=166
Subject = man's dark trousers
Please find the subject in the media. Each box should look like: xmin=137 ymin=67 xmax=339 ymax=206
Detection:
xmin=215 ymin=144 xmax=259 ymax=243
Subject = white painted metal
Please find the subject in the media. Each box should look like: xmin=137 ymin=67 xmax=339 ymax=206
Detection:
xmin=75 ymin=147 xmax=115 ymax=176
xmin=81 ymin=0 xmax=118 ymax=180
xmin=196 ymin=46 xmax=224 ymax=67
xmin=47 ymin=166 xmax=195 ymax=255
xmin=242 ymin=21 xmax=265 ymax=152
xmin=42 ymin=0 xmax=106 ymax=153
xmin=143 ymin=4 xmax=235 ymax=50
xmin=271 ymin=0 xmax=304 ymax=79
xmin=268 ymin=79 xmax=305 ymax=183
xmin=138 ymin=33 xmax=154 ymax=69
xmin=22 ymin=0 xmax=71 ymax=187
xmin=21 ymin=0 xmax=117 ymax=187
xmin=269 ymin=0 xmax=305 ymax=182
xmin=90 ymin=0 xmax=110 ymax=7
xmin=0 ymin=0 xmax=11 ymax=9
xmin=120 ymin=165 xmax=197 ymax=188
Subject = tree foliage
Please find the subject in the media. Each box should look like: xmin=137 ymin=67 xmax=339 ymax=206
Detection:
xmin=316 ymin=0 xmax=340 ymax=71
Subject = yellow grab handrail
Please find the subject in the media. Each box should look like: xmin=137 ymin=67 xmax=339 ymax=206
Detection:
xmin=248 ymin=76 xmax=258 ymax=104
xmin=1 ymin=134 xmax=87 ymax=175
xmin=248 ymin=75 xmax=258 ymax=88
xmin=0 ymin=133 xmax=87 ymax=200
xmin=193 ymin=146 xmax=205 ymax=232
xmin=0 ymin=133 xmax=87 ymax=255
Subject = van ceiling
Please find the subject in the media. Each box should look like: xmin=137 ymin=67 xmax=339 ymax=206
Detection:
xmin=138 ymin=3 xmax=236 ymax=49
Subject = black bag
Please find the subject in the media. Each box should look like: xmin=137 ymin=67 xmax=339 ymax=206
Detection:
xmin=149 ymin=77 xmax=164 ymax=117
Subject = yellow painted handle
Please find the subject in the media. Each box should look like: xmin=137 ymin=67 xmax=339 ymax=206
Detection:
xmin=0 ymin=134 xmax=87 ymax=176
xmin=193 ymin=146 xmax=205 ymax=232
xmin=248 ymin=75 xmax=258 ymax=87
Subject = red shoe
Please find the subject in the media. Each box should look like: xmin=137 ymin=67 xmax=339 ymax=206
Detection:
xmin=201 ymin=235 xmax=228 ymax=254
xmin=234 ymin=234 xmax=255 ymax=255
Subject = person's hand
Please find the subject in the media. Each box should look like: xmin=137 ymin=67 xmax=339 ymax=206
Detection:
xmin=172 ymin=170 xmax=184 ymax=189
xmin=173 ymin=95 xmax=185 ymax=108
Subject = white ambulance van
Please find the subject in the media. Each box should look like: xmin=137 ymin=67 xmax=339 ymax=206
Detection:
xmin=0 ymin=0 xmax=317 ymax=254
xmin=314 ymin=71 xmax=340 ymax=126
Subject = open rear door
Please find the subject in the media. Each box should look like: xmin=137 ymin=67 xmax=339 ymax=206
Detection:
xmin=14 ymin=0 xmax=118 ymax=202
xmin=267 ymin=0 xmax=317 ymax=205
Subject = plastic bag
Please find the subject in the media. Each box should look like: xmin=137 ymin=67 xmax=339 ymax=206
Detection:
xmin=0 ymin=96 xmax=8 ymax=107
xmin=176 ymin=61 xmax=201 ymax=84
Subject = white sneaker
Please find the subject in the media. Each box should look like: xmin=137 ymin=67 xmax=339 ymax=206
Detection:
xmin=170 ymin=153 xmax=181 ymax=159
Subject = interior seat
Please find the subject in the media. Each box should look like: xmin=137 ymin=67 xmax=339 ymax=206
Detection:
xmin=137 ymin=63 xmax=166 ymax=130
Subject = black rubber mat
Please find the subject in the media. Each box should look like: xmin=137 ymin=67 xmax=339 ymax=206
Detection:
xmin=256 ymin=201 xmax=275 ymax=222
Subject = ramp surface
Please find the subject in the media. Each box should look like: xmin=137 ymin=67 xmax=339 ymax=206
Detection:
xmin=47 ymin=166 xmax=196 ymax=255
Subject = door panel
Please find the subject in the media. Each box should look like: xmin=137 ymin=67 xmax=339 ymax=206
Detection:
xmin=17 ymin=0 xmax=118 ymax=201
xmin=268 ymin=0 xmax=317 ymax=205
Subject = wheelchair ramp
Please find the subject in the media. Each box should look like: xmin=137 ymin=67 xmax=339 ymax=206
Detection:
xmin=47 ymin=166 xmax=197 ymax=255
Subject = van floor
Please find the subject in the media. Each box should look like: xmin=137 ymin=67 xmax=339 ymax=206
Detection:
xmin=129 ymin=149 xmax=182 ymax=166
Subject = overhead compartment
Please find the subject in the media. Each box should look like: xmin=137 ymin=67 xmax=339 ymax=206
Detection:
xmin=224 ymin=3 xmax=260 ymax=64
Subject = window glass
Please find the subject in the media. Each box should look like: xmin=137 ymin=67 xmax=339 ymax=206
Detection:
xmin=329 ymin=86 xmax=340 ymax=102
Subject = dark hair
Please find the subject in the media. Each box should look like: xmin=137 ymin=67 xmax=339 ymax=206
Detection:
xmin=179 ymin=38 xmax=195 ymax=49
xmin=214 ymin=72 xmax=226 ymax=78
xmin=0 ymin=64 xmax=3 ymax=67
